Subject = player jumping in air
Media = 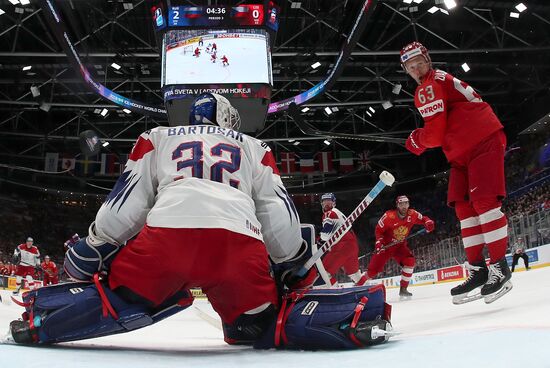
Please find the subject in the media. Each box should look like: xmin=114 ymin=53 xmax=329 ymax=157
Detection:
xmin=365 ymin=196 xmax=434 ymax=299
xmin=401 ymin=41 xmax=512 ymax=304
xmin=8 ymin=94 xmax=393 ymax=350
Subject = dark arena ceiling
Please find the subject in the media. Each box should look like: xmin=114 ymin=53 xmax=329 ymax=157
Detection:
xmin=0 ymin=0 xmax=549 ymax=198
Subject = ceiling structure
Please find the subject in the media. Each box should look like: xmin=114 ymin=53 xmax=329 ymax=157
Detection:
xmin=0 ymin=0 xmax=549 ymax=197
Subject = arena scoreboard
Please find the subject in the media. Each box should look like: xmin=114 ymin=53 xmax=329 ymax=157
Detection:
xmin=168 ymin=5 xmax=271 ymax=28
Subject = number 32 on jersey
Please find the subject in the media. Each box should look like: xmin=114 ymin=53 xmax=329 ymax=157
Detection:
xmin=172 ymin=142 xmax=241 ymax=188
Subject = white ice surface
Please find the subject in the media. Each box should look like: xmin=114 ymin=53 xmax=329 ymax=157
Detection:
xmin=1 ymin=266 xmax=549 ymax=368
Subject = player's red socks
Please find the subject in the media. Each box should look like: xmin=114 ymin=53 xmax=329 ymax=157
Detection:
xmin=474 ymin=200 xmax=508 ymax=264
xmin=455 ymin=201 xmax=485 ymax=263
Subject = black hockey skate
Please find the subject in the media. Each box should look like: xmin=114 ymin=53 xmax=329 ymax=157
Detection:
xmin=399 ymin=287 xmax=413 ymax=300
xmin=450 ymin=261 xmax=488 ymax=305
xmin=346 ymin=317 xmax=396 ymax=346
xmin=481 ymin=258 xmax=513 ymax=304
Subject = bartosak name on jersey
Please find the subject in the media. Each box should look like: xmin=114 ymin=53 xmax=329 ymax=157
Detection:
xmin=418 ymin=99 xmax=444 ymax=117
xmin=167 ymin=125 xmax=243 ymax=142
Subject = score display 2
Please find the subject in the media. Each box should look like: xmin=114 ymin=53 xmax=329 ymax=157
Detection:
xmin=169 ymin=5 xmax=266 ymax=27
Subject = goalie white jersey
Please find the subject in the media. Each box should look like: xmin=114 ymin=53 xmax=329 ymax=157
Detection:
xmin=94 ymin=125 xmax=302 ymax=263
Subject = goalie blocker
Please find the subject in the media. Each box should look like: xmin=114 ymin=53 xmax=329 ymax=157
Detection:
xmin=9 ymin=281 xmax=392 ymax=350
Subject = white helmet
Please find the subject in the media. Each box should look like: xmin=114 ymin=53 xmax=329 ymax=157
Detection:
xmin=189 ymin=93 xmax=241 ymax=131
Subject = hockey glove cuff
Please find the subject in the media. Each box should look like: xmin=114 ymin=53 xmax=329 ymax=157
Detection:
xmin=424 ymin=219 xmax=435 ymax=233
xmin=405 ymin=129 xmax=427 ymax=156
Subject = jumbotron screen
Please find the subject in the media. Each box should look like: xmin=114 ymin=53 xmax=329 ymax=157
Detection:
xmin=162 ymin=29 xmax=272 ymax=86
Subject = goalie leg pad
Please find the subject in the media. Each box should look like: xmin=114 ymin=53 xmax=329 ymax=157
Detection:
xmin=255 ymin=285 xmax=391 ymax=350
xmin=17 ymin=281 xmax=192 ymax=344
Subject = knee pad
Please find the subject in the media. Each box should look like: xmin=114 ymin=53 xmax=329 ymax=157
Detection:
xmin=255 ymin=285 xmax=392 ymax=350
xmin=18 ymin=281 xmax=192 ymax=344
xmin=222 ymin=304 xmax=277 ymax=345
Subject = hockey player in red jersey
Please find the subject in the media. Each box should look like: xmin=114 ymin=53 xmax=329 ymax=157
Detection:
xmin=401 ymin=41 xmax=512 ymax=304
xmin=212 ymin=42 xmax=217 ymax=52
xmin=13 ymin=237 xmax=40 ymax=294
xmin=8 ymin=93 xmax=392 ymax=350
xmin=41 ymin=256 xmax=58 ymax=285
xmin=211 ymin=51 xmax=217 ymax=63
xmin=318 ymin=193 xmax=367 ymax=286
xmin=366 ymin=196 xmax=434 ymax=298
xmin=221 ymin=55 xmax=229 ymax=67
xmin=193 ymin=47 xmax=200 ymax=57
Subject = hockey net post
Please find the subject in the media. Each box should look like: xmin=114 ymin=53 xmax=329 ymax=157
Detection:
xmin=295 ymin=171 xmax=395 ymax=278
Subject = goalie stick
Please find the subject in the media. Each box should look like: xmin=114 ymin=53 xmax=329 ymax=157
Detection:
xmin=358 ymin=228 xmax=428 ymax=260
xmin=287 ymin=103 xmax=405 ymax=144
xmin=294 ymin=171 xmax=395 ymax=278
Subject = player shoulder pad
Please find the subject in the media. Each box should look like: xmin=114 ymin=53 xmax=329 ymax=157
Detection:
xmin=433 ymin=69 xmax=447 ymax=83
xmin=386 ymin=210 xmax=396 ymax=219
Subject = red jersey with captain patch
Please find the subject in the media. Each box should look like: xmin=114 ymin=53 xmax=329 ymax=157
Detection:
xmin=413 ymin=69 xmax=503 ymax=162
xmin=376 ymin=209 xmax=431 ymax=246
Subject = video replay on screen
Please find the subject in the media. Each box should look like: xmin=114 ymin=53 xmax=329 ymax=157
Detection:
xmin=162 ymin=29 xmax=272 ymax=86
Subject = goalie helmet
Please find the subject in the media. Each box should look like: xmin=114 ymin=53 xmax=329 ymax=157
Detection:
xmin=189 ymin=93 xmax=241 ymax=131
xmin=400 ymin=41 xmax=431 ymax=69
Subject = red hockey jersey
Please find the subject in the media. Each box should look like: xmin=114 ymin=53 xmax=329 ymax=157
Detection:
xmin=413 ymin=69 xmax=503 ymax=162
xmin=375 ymin=209 xmax=431 ymax=246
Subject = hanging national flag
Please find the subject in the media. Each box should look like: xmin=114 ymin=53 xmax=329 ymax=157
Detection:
xmin=44 ymin=152 xmax=59 ymax=172
xmin=316 ymin=151 xmax=334 ymax=173
xmin=358 ymin=150 xmax=371 ymax=171
xmin=75 ymin=155 xmax=100 ymax=177
xmin=100 ymin=153 xmax=118 ymax=176
xmin=280 ymin=152 xmax=296 ymax=174
xmin=299 ymin=152 xmax=315 ymax=173
xmin=338 ymin=151 xmax=355 ymax=173
xmin=60 ymin=154 xmax=76 ymax=171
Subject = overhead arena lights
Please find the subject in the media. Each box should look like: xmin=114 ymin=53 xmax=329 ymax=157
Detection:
xmin=392 ymin=83 xmax=402 ymax=95
xmin=102 ymin=141 xmax=110 ymax=147
xmin=22 ymin=65 xmax=32 ymax=71
xmin=461 ymin=63 xmax=471 ymax=72
xmin=100 ymin=108 xmax=109 ymax=117
xmin=368 ymin=106 xmax=375 ymax=114
xmin=412 ymin=0 xmax=423 ymax=3
xmin=428 ymin=6 xmax=439 ymax=13
xmin=403 ymin=0 xmax=413 ymax=4
xmin=30 ymin=85 xmax=40 ymax=97
xmin=110 ymin=62 xmax=121 ymax=70
xmin=510 ymin=12 xmax=520 ymax=18
xmin=323 ymin=140 xmax=331 ymax=146
xmin=515 ymin=3 xmax=527 ymax=13
xmin=324 ymin=107 xmax=333 ymax=115
xmin=0 ymin=9 xmax=5 ymax=15
xmin=311 ymin=61 xmax=321 ymax=69
xmin=122 ymin=108 xmax=132 ymax=114
xmin=382 ymin=101 xmax=393 ymax=110
xmin=443 ymin=0 xmax=457 ymax=10
xmin=20 ymin=0 xmax=30 ymax=5
xmin=301 ymin=107 xmax=310 ymax=113
xmin=8 ymin=0 xmax=19 ymax=5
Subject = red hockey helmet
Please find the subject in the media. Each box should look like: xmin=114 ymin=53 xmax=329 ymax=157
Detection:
xmin=400 ymin=41 xmax=431 ymax=69
xmin=396 ymin=195 xmax=409 ymax=204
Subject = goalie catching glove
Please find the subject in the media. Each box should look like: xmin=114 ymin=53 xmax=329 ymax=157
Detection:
xmin=64 ymin=222 xmax=122 ymax=282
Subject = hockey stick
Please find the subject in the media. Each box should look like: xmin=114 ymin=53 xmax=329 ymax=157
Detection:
xmin=294 ymin=171 xmax=395 ymax=278
xmin=358 ymin=228 xmax=428 ymax=260
xmin=287 ymin=103 xmax=405 ymax=144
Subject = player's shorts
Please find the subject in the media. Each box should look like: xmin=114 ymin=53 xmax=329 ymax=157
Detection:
xmin=109 ymin=225 xmax=278 ymax=324
xmin=447 ymin=130 xmax=506 ymax=206
xmin=15 ymin=265 xmax=35 ymax=278
xmin=367 ymin=243 xmax=414 ymax=278
xmin=322 ymin=237 xmax=360 ymax=276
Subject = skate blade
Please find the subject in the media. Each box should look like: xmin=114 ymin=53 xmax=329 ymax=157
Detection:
xmin=452 ymin=291 xmax=483 ymax=305
xmin=399 ymin=295 xmax=412 ymax=301
xmin=484 ymin=281 xmax=513 ymax=304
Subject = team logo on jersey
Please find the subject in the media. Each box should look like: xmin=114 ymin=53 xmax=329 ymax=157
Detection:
xmin=301 ymin=301 xmax=319 ymax=315
xmin=418 ymin=99 xmax=444 ymax=117
xmin=393 ymin=226 xmax=408 ymax=241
